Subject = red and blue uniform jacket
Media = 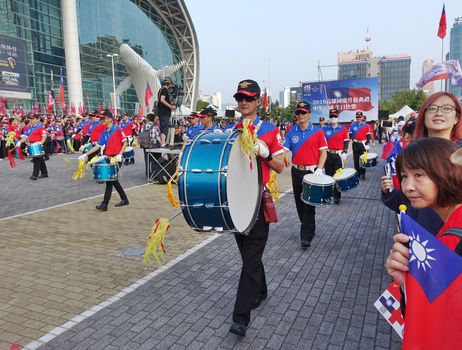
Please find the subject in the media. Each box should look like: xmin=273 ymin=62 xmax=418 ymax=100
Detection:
xmin=185 ymin=123 xmax=204 ymax=139
xmin=284 ymin=123 xmax=327 ymax=166
xmin=120 ymin=120 xmax=134 ymax=136
xmin=90 ymin=122 xmax=106 ymax=143
xmin=323 ymin=125 xmax=349 ymax=151
xmin=348 ymin=122 xmax=371 ymax=141
xmin=97 ymin=125 xmax=127 ymax=156
xmin=24 ymin=122 xmax=47 ymax=143
xmin=234 ymin=116 xmax=283 ymax=186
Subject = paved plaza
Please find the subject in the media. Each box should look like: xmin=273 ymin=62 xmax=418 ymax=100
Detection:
xmin=0 ymin=146 xmax=401 ymax=349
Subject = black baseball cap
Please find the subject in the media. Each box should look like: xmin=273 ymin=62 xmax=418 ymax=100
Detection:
xmin=329 ymin=108 xmax=339 ymax=117
xmin=100 ymin=109 xmax=113 ymax=119
xmin=319 ymin=116 xmax=325 ymax=121
xmin=296 ymin=101 xmax=311 ymax=113
xmin=233 ymin=79 xmax=261 ymax=98
xmin=356 ymin=111 xmax=364 ymax=117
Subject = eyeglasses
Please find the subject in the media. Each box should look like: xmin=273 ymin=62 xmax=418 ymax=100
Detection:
xmin=295 ymin=110 xmax=309 ymax=116
xmin=235 ymin=95 xmax=257 ymax=103
xmin=427 ymin=104 xmax=456 ymax=114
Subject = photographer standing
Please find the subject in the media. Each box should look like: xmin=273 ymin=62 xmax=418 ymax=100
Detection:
xmin=157 ymin=77 xmax=176 ymax=147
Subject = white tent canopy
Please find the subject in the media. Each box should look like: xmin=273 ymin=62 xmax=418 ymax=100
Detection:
xmin=389 ymin=105 xmax=415 ymax=120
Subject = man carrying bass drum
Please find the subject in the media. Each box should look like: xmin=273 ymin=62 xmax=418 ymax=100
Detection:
xmin=229 ymin=79 xmax=285 ymax=338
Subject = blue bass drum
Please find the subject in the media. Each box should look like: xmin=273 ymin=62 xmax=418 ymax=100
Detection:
xmin=27 ymin=143 xmax=44 ymax=157
xmin=333 ymin=168 xmax=359 ymax=192
xmin=178 ymin=131 xmax=262 ymax=234
xmin=361 ymin=152 xmax=379 ymax=168
xmin=92 ymin=158 xmax=118 ymax=183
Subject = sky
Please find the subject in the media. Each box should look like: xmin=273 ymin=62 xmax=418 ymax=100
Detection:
xmin=185 ymin=0 xmax=462 ymax=106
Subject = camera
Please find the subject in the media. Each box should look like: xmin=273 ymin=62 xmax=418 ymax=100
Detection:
xmin=168 ymin=83 xmax=184 ymax=107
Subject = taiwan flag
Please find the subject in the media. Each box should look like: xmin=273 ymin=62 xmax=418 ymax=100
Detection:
xmin=326 ymin=87 xmax=373 ymax=111
xmin=438 ymin=4 xmax=447 ymax=39
xmin=400 ymin=213 xmax=462 ymax=349
xmin=145 ymin=82 xmax=153 ymax=108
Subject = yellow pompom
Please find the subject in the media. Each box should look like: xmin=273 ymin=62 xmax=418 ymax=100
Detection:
xmin=240 ymin=119 xmax=256 ymax=157
xmin=361 ymin=151 xmax=368 ymax=165
xmin=399 ymin=205 xmax=407 ymax=213
xmin=267 ymin=171 xmax=279 ymax=202
xmin=144 ymin=218 xmax=170 ymax=267
xmin=5 ymin=132 xmax=16 ymax=148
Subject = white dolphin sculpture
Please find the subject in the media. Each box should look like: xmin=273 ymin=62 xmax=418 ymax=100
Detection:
xmin=117 ymin=43 xmax=185 ymax=114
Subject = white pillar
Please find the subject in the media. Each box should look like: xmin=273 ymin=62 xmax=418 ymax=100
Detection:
xmin=61 ymin=0 xmax=83 ymax=108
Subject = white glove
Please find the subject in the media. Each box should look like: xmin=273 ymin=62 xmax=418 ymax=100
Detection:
xmin=364 ymin=145 xmax=370 ymax=151
xmin=341 ymin=153 xmax=347 ymax=162
xmin=254 ymin=140 xmax=269 ymax=159
xmin=71 ymin=134 xmax=75 ymax=139
xmin=116 ymin=154 xmax=123 ymax=162
xmin=314 ymin=168 xmax=324 ymax=177
xmin=78 ymin=154 xmax=88 ymax=162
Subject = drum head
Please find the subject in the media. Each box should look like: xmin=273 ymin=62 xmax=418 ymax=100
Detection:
xmin=125 ymin=146 xmax=134 ymax=152
xmin=367 ymin=152 xmax=378 ymax=160
xmin=303 ymin=173 xmax=335 ymax=185
xmin=333 ymin=168 xmax=357 ymax=180
xmin=227 ymin=134 xmax=262 ymax=233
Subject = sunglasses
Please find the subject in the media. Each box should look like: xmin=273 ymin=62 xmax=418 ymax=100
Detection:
xmin=295 ymin=110 xmax=309 ymax=116
xmin=235 ymin=95 xmax=257 ymax=103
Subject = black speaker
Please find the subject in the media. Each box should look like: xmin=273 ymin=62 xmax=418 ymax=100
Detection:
xmin=225 ymin=110 xmax=235 ymax=118
xmin=378 ymin=110 xmax=389 ymax=121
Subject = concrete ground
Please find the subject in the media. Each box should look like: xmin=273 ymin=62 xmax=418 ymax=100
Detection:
xmin=0 ymin=145 xmax=401 ymax=349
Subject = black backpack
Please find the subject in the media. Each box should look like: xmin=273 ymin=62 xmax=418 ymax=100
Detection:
xmin=138 ymin=125 xmax=155 ymax=149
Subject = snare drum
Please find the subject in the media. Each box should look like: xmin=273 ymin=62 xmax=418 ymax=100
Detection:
xmin=27 ymin=143 xmax=44 ymax=158
xmin=361 ymin=152 xmax=378 ymax=168
xmin=333 ymin=168 xmax=359 ymax=192
xmin=123 ymin=146 xmax=135 ymax=160
xmin=92 ymin=159 xmax=118 ymax=182
xmin=301 ymin=173 xmax=335 ymax=206
xmin=178 ymin=131 xmax=262 ymax=233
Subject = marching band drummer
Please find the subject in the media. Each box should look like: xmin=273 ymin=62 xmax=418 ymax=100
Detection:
xmin=348 ymin=111 xmax=372 ymax=180
xmin=79 ymin=110 xmax=129 ymax=211
xmin=228 ymin=79 xmax=285 ymax=338
xmin=16 ymin=114 xmax=49 ymax=180
xmin=199 ymin=106 xmax=222 ymax=132
xmin=183 ymin=112 xmax=204 ymax=140
xmin=120 ymin=113 xmax=136 ymax=165
xmin=323 ymin=108 xmax=349 ymax=204
xmin=284 ymin=101 xmax=328 ymax=249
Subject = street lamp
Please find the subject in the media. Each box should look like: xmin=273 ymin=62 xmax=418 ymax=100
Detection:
xmin=106 ymin=53 xmax=119 ymax=116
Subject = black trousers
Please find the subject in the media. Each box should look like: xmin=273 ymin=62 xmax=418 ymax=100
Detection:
xmin=352 ymin=142 xmax=366 ymax=177
xmin=291 ymin=166 xmax=316 ymax=242
xmin=233 ymin=203 xmax=268 ymax=326
xmin=102 ymin=163 xmax=128 ymax=204
xmin=32 ymin=156 xmax=48 ymax=177
xmin=324 ymin=152 xmax=342 ymax=201
xmin=0 ymin=140 xmax=6 ymax=158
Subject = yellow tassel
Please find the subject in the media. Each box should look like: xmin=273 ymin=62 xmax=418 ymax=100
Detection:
xmin=167 ymin=176 xmax=180 ymax=208
xmin=335 ymin=168 xmax=343 ymax=177
xmin=361 ymin=151 xmax=368 ymax=165
xmin=88 ymin=155 xmax=103 ymax=166
xmin=66 ymin=139 xmax=75 ymax=153
xmin=267 ymin=170 xmax=280 ymax=202
xmin=110 ymin=156 xmax=118 ymax=165
xmin=5 ymin=132 xmax=16 ymax=148
xmin=240 ymin=119 xmax=256 ymax=157
xmin=144 ymin=218 xmax=170 ymax=267
xmin=71 ymin=160 xmax=87 ymax=180
xmin=132 ymin=137 xmax=139 ymax=148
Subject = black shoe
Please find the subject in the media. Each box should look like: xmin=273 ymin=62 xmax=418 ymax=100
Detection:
xmin=301 ymin=240 xmax=311 ymax=249
xmin=229 ymin=321 xmax=247 ymax=337
xmin=334 ymin=198 xmax=340 ymax=204
xmin=38 ymin=174 xmax=48 ymax=178
xmin=124 ymin=160 xmax=129 ymax=165
xmin=115 ymin=199 xmax=129 ymax=207
xmin=30 ymin=176 xmax=37 ymax=180
xmin=361 ymin=174 xmax=366 ymax=180
xmin=96 ymin=203 xmax=108 ymax=211
xmin=251 ymin=293 xmax=268 ymax=310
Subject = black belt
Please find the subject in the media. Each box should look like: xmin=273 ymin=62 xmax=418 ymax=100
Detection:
xmin=293 ymin=165 xmax=316 ymax=171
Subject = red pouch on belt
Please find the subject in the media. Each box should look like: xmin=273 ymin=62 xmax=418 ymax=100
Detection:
xmin=262 ymin=190 xmax=278 ymax=223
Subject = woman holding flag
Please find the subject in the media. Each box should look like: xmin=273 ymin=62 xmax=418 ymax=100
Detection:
xmin=385 ymin=137 xmax=462 ymax=348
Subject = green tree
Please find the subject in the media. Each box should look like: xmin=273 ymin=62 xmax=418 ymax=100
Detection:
xmin=195 ymin=99 xmax=209 ymax=111
xmin=380 ymin=89 xmax=426 ymax=114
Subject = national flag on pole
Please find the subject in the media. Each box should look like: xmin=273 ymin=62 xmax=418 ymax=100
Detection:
xmin=0 ymin=96 xmax=7 ymax=115
xmin=48 ymin=92 xmax=55 ymax=114
xmin=98 ymin=101 xmax=103 ymax=113
xmin=33 ymin=101 xmax=39 ymax=114
xmin=18 ymin=105 xmax=25 ymax=116
xmin=400 ymin=212 xmax=462 ymax=349
xmin=145 ymin=82 xmax=153 ymax=107
xmin=263 ymin=88 xmax=269 ymax=112
xmin=416 ymin=60 xmax=462 ymax=89
xmin=41 ymin=104 xmax=46 ymax=115
xmin=438 ymin=4 xmax=447 ymax=39
xmin=58 ymin=68 xmax=65 ymax=105
xmin=71 ymin=103 xmax=76 ymax=115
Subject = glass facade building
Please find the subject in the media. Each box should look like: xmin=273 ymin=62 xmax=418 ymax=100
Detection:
xmin=379 ymin=57 xmax=411 ymax=102
xmin=0 ymin=0 xmax=191 ymax=113
xmin=449 ymin=17 xmax=462 ymax=100
xmin=338 ymin=62 xmax=368 ymax=80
